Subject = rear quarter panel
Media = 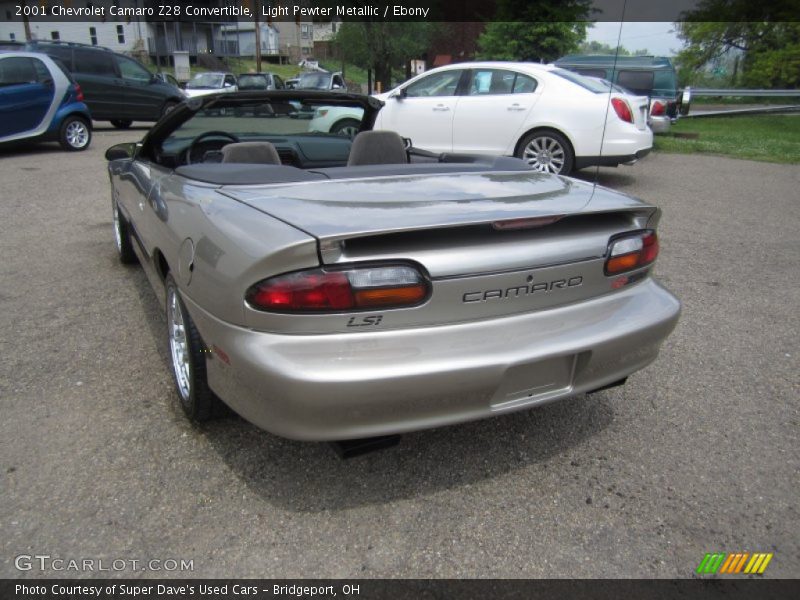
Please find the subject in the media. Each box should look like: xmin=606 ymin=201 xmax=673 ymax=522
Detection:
xmin=142 ymin=175 xmax=320 ymax=326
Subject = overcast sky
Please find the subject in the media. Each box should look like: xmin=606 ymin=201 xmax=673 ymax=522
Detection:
xmin=586 ymin=22 xmax=684 ymax=57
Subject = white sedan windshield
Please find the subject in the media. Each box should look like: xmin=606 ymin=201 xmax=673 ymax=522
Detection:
xmin=187 ymin=73 xmax=224 ymax=89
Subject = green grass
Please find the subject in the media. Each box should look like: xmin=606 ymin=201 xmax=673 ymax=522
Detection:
xmin=654 ymin=115 xmax=800 ymax=164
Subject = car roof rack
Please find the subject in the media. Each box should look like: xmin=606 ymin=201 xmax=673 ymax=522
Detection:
xmin=28 ymin=39 xmax=113 ymax=52
xmin=555 ymin=55 xmax=674 ymax=69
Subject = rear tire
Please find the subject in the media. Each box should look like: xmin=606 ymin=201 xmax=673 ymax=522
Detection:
xmin=516 ymin=130 xmax=574 ymax=175
xmin=58 ymin=116 xmax=91 ymax=151
xmin=165 ymin=275 xmax=225 ymax=422
xmin=112 ymin=198 xmax=138 ymax=265
xmin=110 ymin=119 xmax=132 ymax=129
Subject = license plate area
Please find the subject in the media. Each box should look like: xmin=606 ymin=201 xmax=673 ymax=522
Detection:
xmin=491 ymin=355 xmax=576 ymax=410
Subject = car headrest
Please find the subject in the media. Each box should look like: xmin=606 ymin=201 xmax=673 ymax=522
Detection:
xmin=221 ymin=141 xmax=281 ymax=165
xmin=347 ymin=130 xmax=408 ymax=166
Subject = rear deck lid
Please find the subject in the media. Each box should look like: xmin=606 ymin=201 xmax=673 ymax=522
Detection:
xmin=221 ymin=171 xmax=611 ymax=243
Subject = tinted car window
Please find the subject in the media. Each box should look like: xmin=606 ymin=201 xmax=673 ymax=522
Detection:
xmin=0 ymin=56 xmax=39 ymax=85
xmin=405 ymin=70 xmax=463 ymax=97
xmin=273 ymin=75 xmax=284 ymax=89
xmin=74 ymin=49 xmax=116 ymax=76
xmin=32 ymin=57 xmax=51 ymax=81
xmin=41 ymin=45 xmax=73 ymax=70
xmin=576 ymin=68 xmax=608 ymax=79
xmin=617 ymin=70 xmax=655 ymax=96
xmin=115 ymin=55 xmax=151 ymax=82
xmin=50 ymin=57 xmax=75 ymax=82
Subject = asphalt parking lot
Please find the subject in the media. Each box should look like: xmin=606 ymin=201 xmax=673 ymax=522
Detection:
xmin=1 ymin=125 xmax=798 ymax=579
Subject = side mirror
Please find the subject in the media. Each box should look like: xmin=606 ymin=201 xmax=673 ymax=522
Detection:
xmin=331 ymin=83 xmax=342 ymax=90
xmin=105 ymin=142 xmax=137 ymax=161
xmin=390 ymin=88 xmax=406 ymax=100
xmin=224 ymin=82 xmax=234 ymax=88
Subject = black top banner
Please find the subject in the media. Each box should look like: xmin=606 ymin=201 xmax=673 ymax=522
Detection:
xmin=1 ymin=0 xmax=798 ymax=24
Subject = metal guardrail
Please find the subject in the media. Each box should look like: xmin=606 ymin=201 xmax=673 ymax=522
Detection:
xmin=677 ymin=87 xmax=800 ymax=117
xmin=685 ymin=87 xmax=800 ymax=98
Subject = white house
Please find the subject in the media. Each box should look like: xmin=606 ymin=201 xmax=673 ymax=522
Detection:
xmin=0 ymin=1 xmax=145 ymax=51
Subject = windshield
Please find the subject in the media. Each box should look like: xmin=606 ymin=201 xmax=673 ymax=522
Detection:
xmin=550 ymin=68 xmax=611 ymax=93
xmin=160 ymin=96 xmax=369 ymax=165
xmin=237 ymin=74 xmax=268 ymax=90
xmin=296 ymin=72 xmax=331 ymax=89
xmin=186 ymin=73 xmax=224 ymax=89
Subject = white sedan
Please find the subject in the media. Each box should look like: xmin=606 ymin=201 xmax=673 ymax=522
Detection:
xmin=373 ymin=61 xmax=653 ymax=174
xmin=183 ymin=72 xmax=238 ymax=99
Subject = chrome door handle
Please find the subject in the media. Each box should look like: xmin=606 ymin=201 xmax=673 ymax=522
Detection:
xmin=432 ymin=105 xmax=450 ymax=112
xmin=507 ymin=104 xmax=527 ymax=111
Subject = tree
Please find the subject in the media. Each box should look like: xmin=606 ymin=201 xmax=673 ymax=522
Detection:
xmin=577 ymin=41 xmax=650 ymax=56
xmin=476 ymin=0 xmax=591 ymax=62
xmin=676 ymin=1 xmax=800 ymax=88
xmin=333 ymin=22 xmax=437 ymax=91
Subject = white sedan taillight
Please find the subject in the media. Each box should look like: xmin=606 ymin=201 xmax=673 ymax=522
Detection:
xmin=611 ymin=97 xmax=633 ymax=123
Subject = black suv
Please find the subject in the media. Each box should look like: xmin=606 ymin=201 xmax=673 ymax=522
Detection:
xmin=25 ymin=41 xmax=184 ymax=128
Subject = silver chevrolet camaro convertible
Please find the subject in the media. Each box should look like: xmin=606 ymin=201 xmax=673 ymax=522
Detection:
xmin=107 ymin=90 xmax=680 ymax=441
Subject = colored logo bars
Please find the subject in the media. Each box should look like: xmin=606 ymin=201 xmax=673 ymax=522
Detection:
xmin=696 ymin=552 xmax=773 ymax=575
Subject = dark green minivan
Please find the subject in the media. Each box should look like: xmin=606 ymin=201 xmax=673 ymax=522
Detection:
xmin=25 ymin=41 xmax=185 ymax=129
xmin=553 ymin=55 xmax=679 ymax=133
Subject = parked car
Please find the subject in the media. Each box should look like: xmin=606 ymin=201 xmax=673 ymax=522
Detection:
xmin=308 ymin=105 xmax=364 ymax=136
xmin=373 ymin=62 xmax=653 ymax=175
xmin=0 ymin=51 xmax=92 ymax=150
xmin=294 ymin=71 xmax=347 ymax=91
xmin=184 ymin=72 xmax=237 ymax=98
xmin=553 ymin=55 xmax=679 ymax=134
xmin=23 ymin=41 xmax=184 ymax=129
xmin=236 ymin=72 xmax=286 ymax=91
xmin=155 ymin=71 xmax=183 ymax=91
xmin=104 ymin=89 xmax=680 ymax=441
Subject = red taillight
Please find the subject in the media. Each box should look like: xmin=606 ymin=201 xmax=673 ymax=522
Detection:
xmin=246 ymin=264 xmax=429 ymax=312
xmin=611 ymin=97 xmax=633 ymax=123
xmin=650 ymin=100 xmax=665 ymax=117
xmin=74 ymin=83 xmax=84 ymax=102
xmin=605 ymin=231 xmax=659 ymax=275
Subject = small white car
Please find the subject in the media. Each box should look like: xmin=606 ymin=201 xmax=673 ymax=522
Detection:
xmin=184 ymin=72 xmax=238 ymax=98
xmin=374 ymin=61 xmax=653 ymax=174
xmin=308 ymin=105 xmax=364 ymax=136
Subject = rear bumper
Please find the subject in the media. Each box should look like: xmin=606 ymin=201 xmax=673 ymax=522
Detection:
xmin=649 ymin=116 xmax=672 ymax=134
xmin=184 ymin=278 xmax=680 ymax=441
xmin=575 ymin=147 xmax=652 ymax=170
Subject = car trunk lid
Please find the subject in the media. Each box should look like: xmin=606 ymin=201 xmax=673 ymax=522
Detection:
xmin=229 ymin=172 xmax=659 ymax=333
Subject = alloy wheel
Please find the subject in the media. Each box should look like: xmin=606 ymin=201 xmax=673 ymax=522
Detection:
xmin=167 ymin=288 xmax=192 ymax=402
xmin=65 ymin=120 xmax=90 ymax=149
xmin=523 ymin=136 xmax=566 ymax=174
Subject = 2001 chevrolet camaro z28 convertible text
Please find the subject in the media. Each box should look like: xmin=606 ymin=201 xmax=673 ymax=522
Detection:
xmin=107 ymin=90 xmax=680 ymax=442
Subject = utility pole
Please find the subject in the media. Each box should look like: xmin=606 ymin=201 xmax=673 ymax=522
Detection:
xmin=253 ymin=0 xmax=262 ymax=72
xmin=21 ymin=0 xmax=32 ymax=41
